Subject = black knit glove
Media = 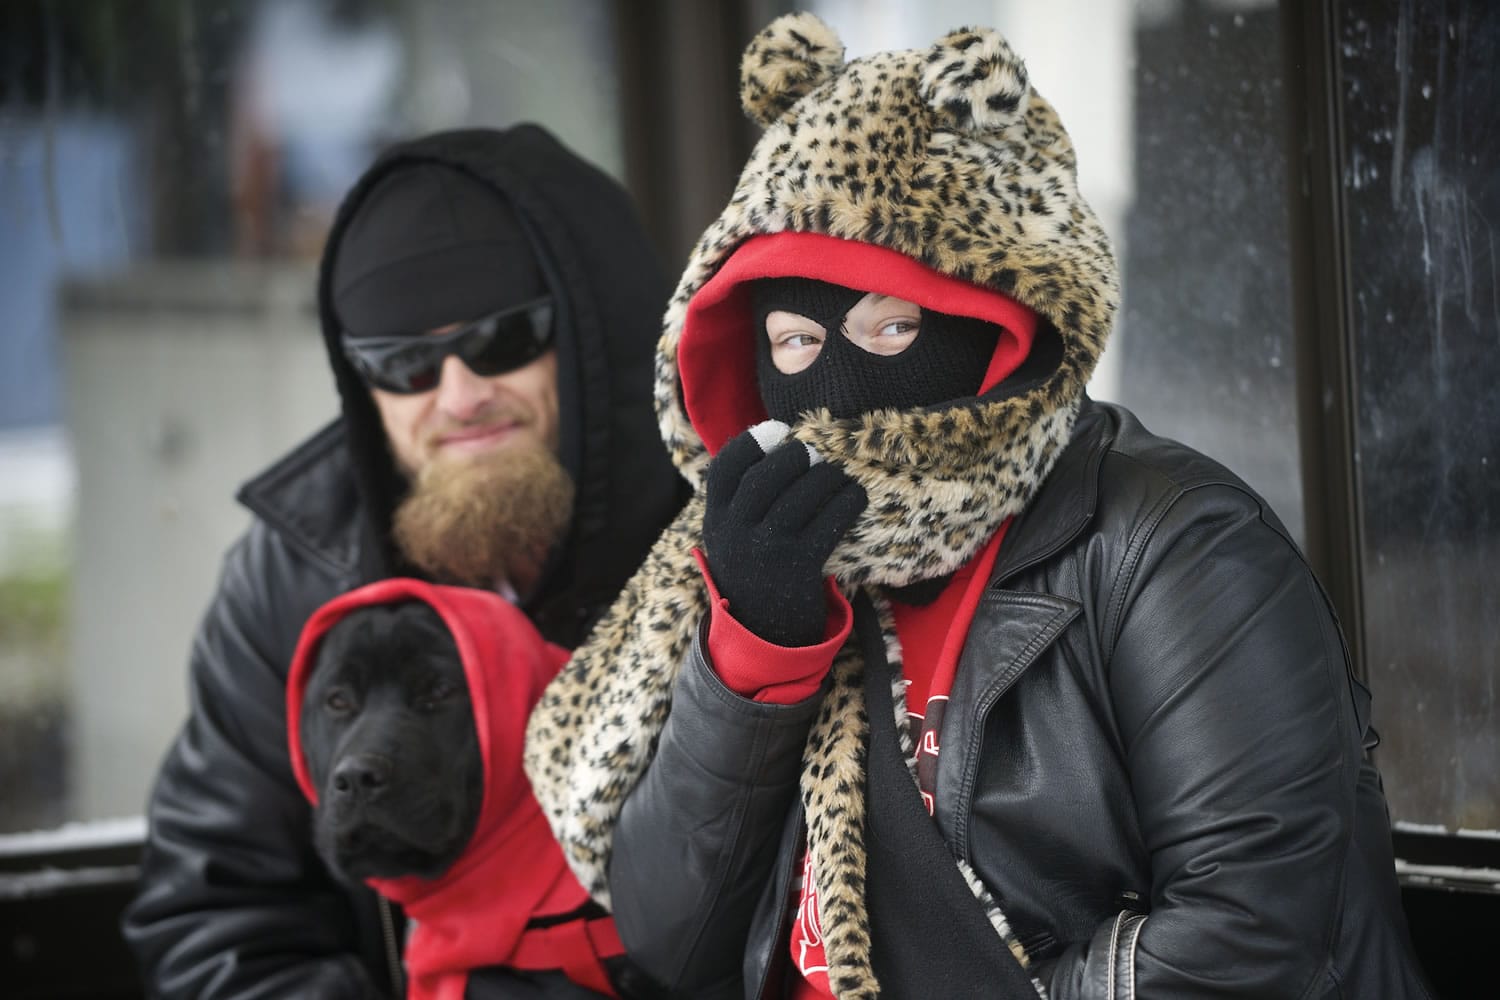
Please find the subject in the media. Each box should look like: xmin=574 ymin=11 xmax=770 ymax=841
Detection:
xmin=702 ymin=426 xmax=867 ymax=647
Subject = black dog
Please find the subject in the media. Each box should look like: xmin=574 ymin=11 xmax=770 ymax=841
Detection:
xmin=287 ymin=582 xmax=638 ymax=999
xmin=297 ymin=600 xmax=482 ymax=884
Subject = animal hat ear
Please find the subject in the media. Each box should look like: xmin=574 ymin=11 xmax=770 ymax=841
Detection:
xmin=739 ymin=11 xmax=845 ymax=127
xmin=921 ymin=26 xmax=1032 ymax=133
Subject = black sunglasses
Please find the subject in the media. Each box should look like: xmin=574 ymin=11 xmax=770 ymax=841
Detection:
xmin=341 ymin=297 xmax=555 ymax=394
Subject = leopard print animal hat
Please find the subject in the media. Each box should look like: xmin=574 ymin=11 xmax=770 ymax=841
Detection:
xmin=657 ymin=12 xmax=1119 ymax=498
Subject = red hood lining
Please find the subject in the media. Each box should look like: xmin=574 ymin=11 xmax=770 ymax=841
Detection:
xmin=678 ymin=231 xmax=1040 ymax=456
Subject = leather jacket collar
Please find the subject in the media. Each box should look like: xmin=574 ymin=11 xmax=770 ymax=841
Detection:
xmin=992 ymin=399 xmax=1111 ymax=587
xmin=235 ymin=420 xmax=363 ymax=579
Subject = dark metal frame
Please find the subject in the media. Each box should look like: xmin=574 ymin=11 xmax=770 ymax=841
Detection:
xmin=1280 ymin=0 xmax=1366 ymax=676
xmin=1281 ymin=3 xmax=1500 ymax=992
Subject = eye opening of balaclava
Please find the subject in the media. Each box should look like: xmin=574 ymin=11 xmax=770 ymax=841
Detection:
xmin=676 ymin=232 xmax=1043 ymax=456
xmin=751 ymin=277 xmax=1002 ymax=423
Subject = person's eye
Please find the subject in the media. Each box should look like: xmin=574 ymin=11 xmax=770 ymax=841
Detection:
xmin=877 ymin=318 xmax=920 ymax=337
xmin=765 ymin=310 xmax=827 ymax=374
xmin=851 ymin=311 xmax=921 ymax=356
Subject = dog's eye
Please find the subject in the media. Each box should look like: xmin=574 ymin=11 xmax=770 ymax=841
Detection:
xmin=324 ymin=689 xmax=353 ymax=713
xmin=417 ymin=681 xmax=460 ymax=712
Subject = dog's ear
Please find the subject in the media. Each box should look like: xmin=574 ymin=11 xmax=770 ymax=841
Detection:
xmin=299 ymin=632 xmax=341 ymax=791
xmin=298 ymin=608 xmax=377 ymax=790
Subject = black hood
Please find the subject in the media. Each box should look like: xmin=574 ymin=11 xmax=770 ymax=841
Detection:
xmin=317 ymin=124 xmax=685 ymax=646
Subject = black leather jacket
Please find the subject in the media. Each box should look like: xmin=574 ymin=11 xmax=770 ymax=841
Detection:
xmin=126 ymin=428 xmax=393 ymax=998
xmin=610 ymin=401 xmax=1434 ymax=999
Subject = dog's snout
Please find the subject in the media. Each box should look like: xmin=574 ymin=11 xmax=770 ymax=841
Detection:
xmin=332 ymin=753 xmax=392 ymax=799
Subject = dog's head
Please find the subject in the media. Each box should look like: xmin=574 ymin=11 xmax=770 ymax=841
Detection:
xmin=297 ymin=600 xmax=483 ymax=883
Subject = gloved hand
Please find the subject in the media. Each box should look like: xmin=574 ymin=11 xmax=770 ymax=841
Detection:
xmin=702 ymin=422 xmax=868 ymax=647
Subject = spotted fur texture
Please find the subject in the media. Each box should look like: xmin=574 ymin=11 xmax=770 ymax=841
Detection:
xmin=525 ymin=13 xmax=1115 ymax=998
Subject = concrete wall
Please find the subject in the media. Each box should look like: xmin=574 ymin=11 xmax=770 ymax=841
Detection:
xmin=59 ymin=262 xmax=337 ymax=820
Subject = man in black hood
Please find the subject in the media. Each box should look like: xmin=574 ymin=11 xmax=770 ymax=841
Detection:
xmin=123 ymin=125 xmax=685 ymax=998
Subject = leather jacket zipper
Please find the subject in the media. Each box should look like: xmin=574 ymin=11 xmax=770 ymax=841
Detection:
xmin=378 ymin=896 xmax=405 ymax=997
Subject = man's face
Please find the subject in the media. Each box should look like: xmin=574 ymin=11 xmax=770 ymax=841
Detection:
xmin=371 ymin=338 xmax=560 ymax=476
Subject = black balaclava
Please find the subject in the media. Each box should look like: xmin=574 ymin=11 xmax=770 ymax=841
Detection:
xmin=751 ymin=276 xmax=1002 ymax=605
xmin=752 ymin=277 xmax=1000 ymax=423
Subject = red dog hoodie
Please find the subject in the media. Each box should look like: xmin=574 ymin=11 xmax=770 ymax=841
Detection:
xmin=287 ymin=578 xmax=623 ymax=1000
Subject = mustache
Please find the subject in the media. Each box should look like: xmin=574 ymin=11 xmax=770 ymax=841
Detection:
xmin=421 ymin=409 xmax=530 ymax=448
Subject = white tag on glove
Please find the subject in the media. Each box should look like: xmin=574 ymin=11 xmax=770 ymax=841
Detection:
xmin=746 ymin=419 xmax=824 ymax=466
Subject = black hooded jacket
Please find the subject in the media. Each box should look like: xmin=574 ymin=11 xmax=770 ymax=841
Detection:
xmin=122 ymin=125 xmax=686 ymax=998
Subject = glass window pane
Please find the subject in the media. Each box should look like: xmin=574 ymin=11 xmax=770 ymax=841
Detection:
xmin=1338 ymin=2 xmax=1500 ymax=832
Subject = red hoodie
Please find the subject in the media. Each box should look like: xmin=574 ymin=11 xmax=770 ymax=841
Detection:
xmin=287 ymin=579 xmax=622 ymax=1000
